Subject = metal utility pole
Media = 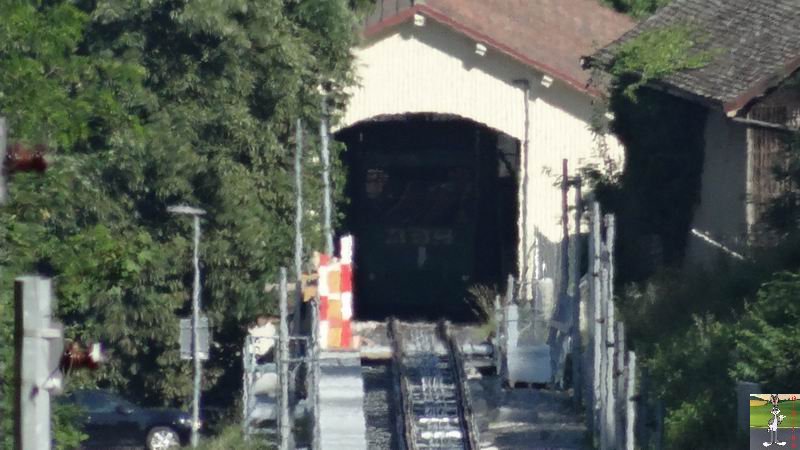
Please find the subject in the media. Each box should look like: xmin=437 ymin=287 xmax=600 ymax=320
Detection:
xmin=167 ymin=205 xmax=206 ymax=448
xmin=1 ymin=117 xmax=8 ymax=205
xmin=294 ymin=119 xmax=304 ymax=335
xmin=320 ymin=96 xmax=333 ymax=255
xmin=560 ymin=159 xmax=570 ymax=301
xmin=571 ymin=175 xmax=583 ymax=408
xmin=513 ymin=79 xmax=530 ymax=297
xmin=278 ymin=267 xmax=291 ymax=450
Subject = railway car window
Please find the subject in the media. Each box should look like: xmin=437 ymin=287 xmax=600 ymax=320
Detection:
xmin=365 ymin=169 xmax=388 ymax=199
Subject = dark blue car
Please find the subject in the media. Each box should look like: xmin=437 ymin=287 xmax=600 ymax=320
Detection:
xmin=61 ymin=389 xmax=195 ymax=450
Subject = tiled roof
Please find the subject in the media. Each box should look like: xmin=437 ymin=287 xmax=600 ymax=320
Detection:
xmin=363 ymin=0 xmax=635 ymax=96
xmin=590 ymin=0 xmax=800 ymax=114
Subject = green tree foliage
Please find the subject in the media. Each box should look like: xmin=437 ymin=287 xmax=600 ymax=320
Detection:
xmin=0 ymin=1 xmax=369 ymax=447
xmin=646 ymin=316 xmax=736 ymax=449
xmin=734 ymin=272 xmax=800 ymax=391
xmin=608 ymin=25 xmax=713 ymax=99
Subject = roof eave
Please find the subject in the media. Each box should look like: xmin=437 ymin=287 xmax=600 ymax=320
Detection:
xmin=723 ymin=57 xmax=800 ymax=117
xmin=362 ymin=4 xmax=601 ymax=98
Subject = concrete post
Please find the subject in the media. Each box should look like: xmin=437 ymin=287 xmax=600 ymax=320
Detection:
xmin=626 ymin=351 xmax=637 ymax=450
xmin=14 ymin=276 xmax=55 ymax=450
xmin=591 ymin=202 xmax=603 ymax=442
xmin=604 ymin=215 xmax=617 ymax=449
xmin=603 ymin=278 xmax=616 ymax=449
xmin=599 ymin=257 xmax=609 ymax=450
xmin=616 ymin=322 xmax=626 ymax=447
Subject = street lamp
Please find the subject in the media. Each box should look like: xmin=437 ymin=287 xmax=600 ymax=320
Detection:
xmin=167 ymin=204 xmax=206 ymax=448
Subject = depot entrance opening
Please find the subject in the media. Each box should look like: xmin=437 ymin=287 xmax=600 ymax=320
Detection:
xmin=337 ymin=114 xmax=519 ymax=322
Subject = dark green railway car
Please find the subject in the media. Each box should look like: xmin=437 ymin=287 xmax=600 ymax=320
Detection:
xmin=338 ymin=115 xmax=518 ymax=321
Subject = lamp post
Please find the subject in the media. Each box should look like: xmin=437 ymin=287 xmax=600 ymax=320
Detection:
xmin=167 ymin=205 xmax=206 ymax=448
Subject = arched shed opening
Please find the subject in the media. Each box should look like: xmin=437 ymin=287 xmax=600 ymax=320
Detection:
xmin=336 ymin=113 xmax=519 ymax=322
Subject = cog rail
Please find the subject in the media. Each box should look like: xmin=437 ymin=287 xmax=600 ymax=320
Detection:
xmin=389 ymin=319 xmax=477 ymax=450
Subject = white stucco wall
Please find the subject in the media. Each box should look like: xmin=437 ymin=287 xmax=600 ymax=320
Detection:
xmin=339 ymin=20 xmax=624 ymax=292
xmin=685 ymin=110 xmax=749 ymax=266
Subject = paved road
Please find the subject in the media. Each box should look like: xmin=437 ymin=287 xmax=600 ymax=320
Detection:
xmin=750 ymin=427 xmax=799 ymax=449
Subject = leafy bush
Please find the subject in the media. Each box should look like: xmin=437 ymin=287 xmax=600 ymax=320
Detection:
xmin=196 ymin=425 xmax=274 ymax=450
xmin=644 ymin=315 xmax=735 ymax=450
xmin=733 ymin=271 xmax=800 ymax=391
xmin=52 ymin=402 xmax=87 ymax=450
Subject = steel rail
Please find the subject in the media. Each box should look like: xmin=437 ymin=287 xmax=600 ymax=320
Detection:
xmin=438 ymin=321 xmax=479 ymax=450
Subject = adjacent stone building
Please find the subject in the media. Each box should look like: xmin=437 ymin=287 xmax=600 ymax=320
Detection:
xmin=592 ymin=0 xmax=800 ymax=266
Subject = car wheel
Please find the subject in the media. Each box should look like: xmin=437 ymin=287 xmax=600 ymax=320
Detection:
xmin=146 ymin=427 xmax=180 ymax=450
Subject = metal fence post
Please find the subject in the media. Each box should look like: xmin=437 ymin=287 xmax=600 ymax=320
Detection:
xmin=293 ymin=119 xmax=304 ymax=336
xmin=279 ymin=268 xmax=291 ymax=450
xmin=560 ymin=159 xmax=570 ymax=307
xmin=191 ymin=213 xmax=203 ymax=448
xmin=0 ymin=117 xmax=7 ymax=205
xmin=320 ymin=97 xmax=333 ymax=256
xmin=310 ymin=297 xmax=321 ymax=450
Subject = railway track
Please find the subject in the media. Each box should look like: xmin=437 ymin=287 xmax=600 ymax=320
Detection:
xmin=389 ymin=319 xmax=479 ymax=450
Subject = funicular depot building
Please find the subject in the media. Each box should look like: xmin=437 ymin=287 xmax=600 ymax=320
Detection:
xmin=335 ymin=0 xmax=634 ymax=319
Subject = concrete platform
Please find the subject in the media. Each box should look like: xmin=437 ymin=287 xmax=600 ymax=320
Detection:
xmin=318 ymin=351 xmax=368 ymax=450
